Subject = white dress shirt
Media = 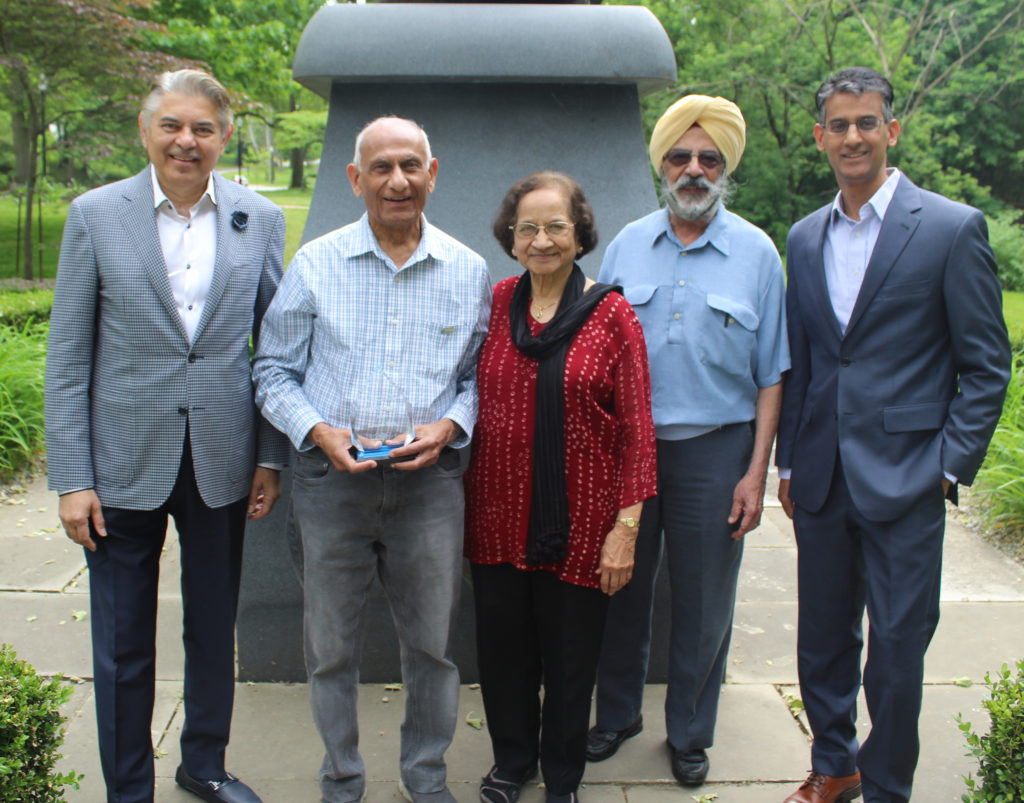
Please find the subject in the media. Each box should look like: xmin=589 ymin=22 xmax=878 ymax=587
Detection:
xmin=151 ymin=165 xmax=217 ymax=343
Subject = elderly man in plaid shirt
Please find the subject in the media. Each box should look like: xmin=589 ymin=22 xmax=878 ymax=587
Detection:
xmin=253 ymin=116 xmax=491 ymax=803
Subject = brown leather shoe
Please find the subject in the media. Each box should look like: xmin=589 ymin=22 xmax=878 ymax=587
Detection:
xmin=783 ymin=771 xmax=862 ymax=803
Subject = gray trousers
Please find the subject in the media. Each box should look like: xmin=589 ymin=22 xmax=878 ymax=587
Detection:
xmin=594 ymin=424 xmax=753 ymax=752
xmin=291 ymin=447 xmax=464 ymax=803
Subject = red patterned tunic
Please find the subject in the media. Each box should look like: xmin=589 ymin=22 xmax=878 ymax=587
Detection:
xmin=465 ymin=275 xmax=658 ymax=589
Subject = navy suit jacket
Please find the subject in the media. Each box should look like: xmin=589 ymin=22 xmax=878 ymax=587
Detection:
xmin=776 ymin=175 xmax=1010 ymax=522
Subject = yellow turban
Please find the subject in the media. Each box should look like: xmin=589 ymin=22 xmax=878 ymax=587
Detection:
xmin=649 ymin=95 xmax=746 ymax=175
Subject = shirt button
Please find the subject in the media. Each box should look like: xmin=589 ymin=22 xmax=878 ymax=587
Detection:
xmin=392 ymin=318 xmax=399 ymax=325
xmin=674 ymin=313 xmax=681 ymax=320
xmin=186 ymin=264 xmax=191 ymax=270
xmin=678 ymin=280 xmax=685 ymax=286
xmin=680 ymin=251 xmax=687 ymax=256
xmin=388 ymin=361 xmax=396 ymax=367
xmin=187 ymin=304 xmax=193 ymax=310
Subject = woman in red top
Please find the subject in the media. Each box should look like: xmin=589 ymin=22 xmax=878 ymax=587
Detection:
xmin=465 ymin=172 xmax=657 ymax=803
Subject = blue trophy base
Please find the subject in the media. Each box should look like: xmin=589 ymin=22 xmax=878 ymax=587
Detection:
xmin=349 ymin=442 xmax=415 ymax=466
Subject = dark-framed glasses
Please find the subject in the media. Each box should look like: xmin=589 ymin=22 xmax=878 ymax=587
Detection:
xmin=663 ymin=149 xmax=724 ymax=170
xmin=510 ymin=220 xmax=576 ymax=239
xmin=825 ymin=116 xmax=884 ymax=135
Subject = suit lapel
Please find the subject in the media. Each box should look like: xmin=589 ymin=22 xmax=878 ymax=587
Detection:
xmin=805 ymin=208 xmax=844 ymax=342
xmin=120 ymin=169 xmax=190 ymax=342
xmin=193 ymin=173 xmax=240 ymax=343
xmin=843 ymin=176 xmax=922 ymax=337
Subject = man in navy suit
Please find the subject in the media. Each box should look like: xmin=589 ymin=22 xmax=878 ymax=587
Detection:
xmin=45 ymin=69 xmax=287 ymax=803
xmin=776 ymin=67 xmax=1010 ymax=803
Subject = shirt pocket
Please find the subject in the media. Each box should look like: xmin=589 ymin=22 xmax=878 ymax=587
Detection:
xmin=699 ymin=294 xmax=760 ymax=376
xmin=622 ymin=284 xmax=657 ymax=307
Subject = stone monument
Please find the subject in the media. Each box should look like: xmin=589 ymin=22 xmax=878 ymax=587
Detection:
xmin=237 ymin=1 xmax=676 ymax=682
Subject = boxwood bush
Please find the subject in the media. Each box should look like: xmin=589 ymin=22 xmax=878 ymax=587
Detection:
xmin=958 ymin=659 xmax=1024 ymax=802
xmin=0 ymin=644 xmax=81 ymax=801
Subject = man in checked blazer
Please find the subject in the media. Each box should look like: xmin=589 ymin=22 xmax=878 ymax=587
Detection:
xmin=44 ymin=69 xmax=287 ymax=803
xmin=776 ymin=67 xmax=1010 ymax=803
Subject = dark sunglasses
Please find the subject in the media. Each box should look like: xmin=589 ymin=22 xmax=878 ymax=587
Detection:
xmin=663 ymin=149 xmax=724 ymax=170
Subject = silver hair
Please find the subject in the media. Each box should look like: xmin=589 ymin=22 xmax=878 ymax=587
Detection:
xmin=140 ymin=69 xmax=233 ymax=133
xmin=352 ymin=116 xmax=433 ymax=169
xmin=815 ymin=67 xmax=895 ymax=124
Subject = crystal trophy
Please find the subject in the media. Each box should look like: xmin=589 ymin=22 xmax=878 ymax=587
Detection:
xmin=347 ymin=368 xmax=416 ymax=465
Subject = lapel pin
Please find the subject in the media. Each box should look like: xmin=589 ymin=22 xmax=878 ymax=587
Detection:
xmin=231 ymin=211 xmax=249 ymax=231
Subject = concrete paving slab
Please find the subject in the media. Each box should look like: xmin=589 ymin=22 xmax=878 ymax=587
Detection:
xmin=726 ymin=602 xmax=799 ymax=684
xmin=0 ymin=528 xmax=84 ymax=591
xmin=737 ymin=546 xmax=798 ymax=603
xmin=618 ymin=784 xmax=799 ymax=802
xmin=924 ymin=602 xmax=1024 ymax=682
xmin=749 ymin=509 xmax=796 ymax=548
xmin=583 ymin=685 xmax=808 ymax=786
xmin=1 ymin=589 xmax=186 ymax=679
xmin=941 ymin=518 xmax=1024 ymax=601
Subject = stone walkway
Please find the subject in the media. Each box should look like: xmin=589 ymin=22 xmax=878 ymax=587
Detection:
xmin=2 ymin=471 xmax=1022 ymax=802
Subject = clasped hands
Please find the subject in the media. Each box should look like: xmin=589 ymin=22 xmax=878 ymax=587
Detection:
xmin=310 ymin=418 xmax=458 ymax=473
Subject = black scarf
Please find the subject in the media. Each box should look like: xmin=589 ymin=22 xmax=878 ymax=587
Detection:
xmin=509 ymin=265 xmax=621 ymax=565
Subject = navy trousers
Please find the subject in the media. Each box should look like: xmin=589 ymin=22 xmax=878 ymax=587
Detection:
xmin=794 ymin=459 xmax=945 ymax=803
xmin=594 ymin=423 xmax=752 ymax=752
xmin=85 ymin=439 xmax=248 ymax=803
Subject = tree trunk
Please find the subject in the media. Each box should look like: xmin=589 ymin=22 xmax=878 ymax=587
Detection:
xmin=289 ymin=145 xmax=307 ymax=189
xmin=22 ymin=180 xmax=35 ymax=281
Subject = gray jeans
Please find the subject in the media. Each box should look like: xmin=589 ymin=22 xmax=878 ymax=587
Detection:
xmin=292 ymin=447 xmax=464 ymax=802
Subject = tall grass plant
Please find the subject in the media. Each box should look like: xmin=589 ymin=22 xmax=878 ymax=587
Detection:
xmin=0 ymin=322 xmax=47 ymax=481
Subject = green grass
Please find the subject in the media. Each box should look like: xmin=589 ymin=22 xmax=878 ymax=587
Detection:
xmin=0 ymin=322 xmax=48 ymax=481
xmin=255 ymin=186 xmax=312 ymax=265
xmin=0 ymin=196 xmax=69 ymax=281
xmin=1002 ymin=290 xmax=1024 ymax=348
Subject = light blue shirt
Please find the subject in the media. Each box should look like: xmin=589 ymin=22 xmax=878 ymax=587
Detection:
xmin=253 ymin=214 xmax=492 ymax=451
xmin=824 ymin=167 xmax=901 ymax=333
xmin=599 ymin=206 xmax=789 ymax=440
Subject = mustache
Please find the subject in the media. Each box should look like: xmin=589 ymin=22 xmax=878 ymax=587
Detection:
xmin=668 ymin=175 xmax=714 ymax=192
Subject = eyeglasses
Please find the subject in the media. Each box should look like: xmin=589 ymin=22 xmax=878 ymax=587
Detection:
xmin=663 ymin=149 xmax=724 ymax=170
xmin=824 ymin=116 xmax=884 ymax=135
xmin=510 ymin=220 xmax=576 ymax=238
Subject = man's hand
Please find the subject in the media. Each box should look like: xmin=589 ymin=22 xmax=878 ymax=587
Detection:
xmin=247 ymin=467 xmax=282 ymax=520
xmin=778 ymin=477 xmax=794 ymax=520
xmin=390 ymin=419 xmax=459 ymax=470
xmin=59 ymin=489 xmax=106 ymax=552
xmin=728 ymin=471 xmax=766 ymax=539
xmin=597 ymin=524 xmax=637 ymax=596
xmin=309 ymin=422 xmax=377 ymax=473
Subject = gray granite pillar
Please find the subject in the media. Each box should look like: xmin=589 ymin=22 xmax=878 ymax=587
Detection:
xmin=238 ymin=2 xmax=676 ymax=682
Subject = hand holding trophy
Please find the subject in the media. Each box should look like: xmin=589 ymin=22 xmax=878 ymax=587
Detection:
xmin=348 ymin=368 xmax=416 ymax=466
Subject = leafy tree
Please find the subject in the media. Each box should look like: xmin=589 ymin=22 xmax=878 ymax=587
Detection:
xmin=615 ymin=0 xmax=1024 ymax=249
xmin=0 ymin=0 xmax=178 ymax=278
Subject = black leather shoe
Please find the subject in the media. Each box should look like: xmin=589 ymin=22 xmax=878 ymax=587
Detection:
xmin=585 ymin=715 xmax=643 ymax=761
xmin=670 ymin=747 xmax=708 ymax=786
xmin=175 ymin=765 xmax=262 ymax=803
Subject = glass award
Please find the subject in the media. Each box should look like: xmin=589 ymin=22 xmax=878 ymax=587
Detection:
xmin=347 ymin=368 xmax=416 ymax=465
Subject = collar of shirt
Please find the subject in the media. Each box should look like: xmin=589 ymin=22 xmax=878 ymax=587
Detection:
xmin=828 ymin=166 xmax=901 ymax=228
xmin=150 ymin=163 xmax=217 ymax=215
xmin=349 ymin=213 xmax=443 ymax=273
xmin=652 ymin=205 xmax=731 ymax=257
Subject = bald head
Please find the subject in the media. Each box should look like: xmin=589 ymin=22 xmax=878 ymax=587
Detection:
xmin=353 ymin=116 xmax=432 ymax=170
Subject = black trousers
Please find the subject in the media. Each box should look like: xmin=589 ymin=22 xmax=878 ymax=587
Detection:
xmin=471 ymin=562 xmax=609 ymax=796
xmin=85 ymin=439 xmax=248 ymax=803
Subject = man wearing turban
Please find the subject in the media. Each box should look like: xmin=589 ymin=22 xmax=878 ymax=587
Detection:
xmin=588 ymin=95 xmax=790 ymax=787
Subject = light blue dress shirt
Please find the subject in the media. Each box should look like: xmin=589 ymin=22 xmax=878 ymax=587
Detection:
xmin=599 ymin=206 xmax=789 ymax=440
xmin=824 ymin=167 xmax=901 ymax=333
xmin=253 ymin=214 xmax=492 ymax=451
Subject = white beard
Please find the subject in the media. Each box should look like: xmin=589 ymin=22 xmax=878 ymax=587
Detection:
xmin=661 ymin=173 xmax=727 ymax=222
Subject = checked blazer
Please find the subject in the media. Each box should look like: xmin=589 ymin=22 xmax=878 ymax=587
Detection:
xmin=45 ymin=168 xmax=290 ymax=510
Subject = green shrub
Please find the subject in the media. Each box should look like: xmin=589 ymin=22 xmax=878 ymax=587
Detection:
xmin=957 ymin=659 xmax=1024 ymax=802
xmin=0 ymin=644 xmax=81 ymax=801
xmin=0 ymin=290 xmax=54 ymax=330
xmin=990 ymin=211 xmax=1024 ymax=292
xmin=0 ymin=322 xmax=48 ymax=481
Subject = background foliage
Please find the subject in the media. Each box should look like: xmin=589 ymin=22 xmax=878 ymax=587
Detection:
xmin=957 ymin=659 xmax=1024 ymax=802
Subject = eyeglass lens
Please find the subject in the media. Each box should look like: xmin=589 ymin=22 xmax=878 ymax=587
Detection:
xmin=826 ymin=116 xmax=883 ymax=135
xmin=664 ymin=149 xmax=723 ymax=170
xmin=512 ymin=221 xmax=574 ymax=238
